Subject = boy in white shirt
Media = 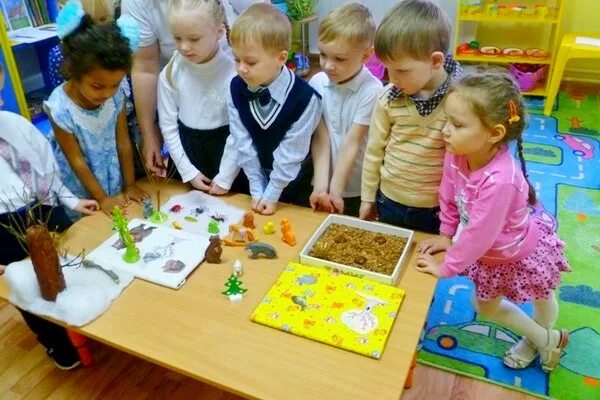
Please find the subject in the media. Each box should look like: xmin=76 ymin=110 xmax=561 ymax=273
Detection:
xmin=309 ymin=3 xmax=383 ymax=216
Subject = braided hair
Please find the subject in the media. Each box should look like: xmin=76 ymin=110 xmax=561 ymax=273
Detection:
xmin=449 ymin=71 xmax=536 ymax=205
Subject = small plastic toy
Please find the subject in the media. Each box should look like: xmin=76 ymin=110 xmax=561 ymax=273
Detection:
xmin=208 ymin=220 xmax=220 ymax=234
xmin=222 ymin=273 xmax=247 ymax=302
xmin=245 ymin=242 xmax=277 ymax=259
xmin=142 ymin=198 xmax=153 ymax=219
xmin=172 ymin=221 xmax=182 ymax=230
xmin=242 ymin=212 xmax=256 ymax=229
xmin=112 ymin=206 xmax=140 ymax=263
xmin=169 ymin=204 xmax=183 ymax=213
xmin=205 ymin=235 xmax=222 ymax=264
xmin=223 ymin=224 xmax=256 ymax=246
xmin=281 ymin=218 xmax=296 ymax=246
xmin=263 ymin=221 xmax=275 ymax=235
xmin=233 ymin=259 xmax=243 ymax=276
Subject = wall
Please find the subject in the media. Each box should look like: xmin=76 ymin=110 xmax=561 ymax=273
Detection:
xmin=310 ymin=0 xmax=600 ymax=83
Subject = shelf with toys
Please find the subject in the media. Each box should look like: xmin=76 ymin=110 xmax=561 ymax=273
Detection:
xmin=454 ymin=0 xmax=564 ymax=97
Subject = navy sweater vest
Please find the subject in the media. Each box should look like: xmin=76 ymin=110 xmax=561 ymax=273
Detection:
xmin=230 ymin=73 xmax=319 ymax=170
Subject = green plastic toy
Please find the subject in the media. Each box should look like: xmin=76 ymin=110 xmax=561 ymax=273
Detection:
xmin=112 ymin=206 xmax=140 ymax=263
xmin=208 ymin=219 xmax=220 ymax=234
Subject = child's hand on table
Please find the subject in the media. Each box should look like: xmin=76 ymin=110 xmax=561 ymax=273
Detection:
xmin=99 ymin=197 xmax=127 ymax=216
xmin=208 ymin=182 xmax=229 ymax=195
xmin=124 ymin=184 xmax=149 ymax=203
xmin=359 ymin=201 xmax=377 ymax=220
xmin=329 ymin=191 xmax=345 ymax=214
xmin=309 ymin=191 xmax=333 ymax=213
xmin=190 ymin=172 xmax=212 ymax=192
xmin=255 ymin=199 xmax=277 ymax=215
xmin=417 ymin=235 xmax=452 ymax=255
xmin=74 ymin=199 xmax=99 ymax=215
xmin=415 ymin=254 xmax=442 ymax=278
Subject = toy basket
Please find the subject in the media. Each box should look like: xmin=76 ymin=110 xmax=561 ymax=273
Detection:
xmin=365 ymin=53 xmax=386 ymax=80
xmin=508 ymin=63 xmax=548 ymax=92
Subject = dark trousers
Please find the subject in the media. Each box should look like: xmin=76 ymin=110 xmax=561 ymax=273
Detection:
xmin=1 ymin=205 xmax=78 ymax=357
xmin=178 ymin=121 xmax=249 ymax=194
xmin=376 ymin=191 xmax=441 ymax=234
xmin=264 ymin=157 xmax=313 ymax=208
xmin=343 ymin=196 xmax=361 ymax=218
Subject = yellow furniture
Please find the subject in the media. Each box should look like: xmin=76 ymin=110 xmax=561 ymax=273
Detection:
xmin=454 ymin=0 xmax=564 ymax=97
xmin=544 ymin=33 xmax=600 ymax=115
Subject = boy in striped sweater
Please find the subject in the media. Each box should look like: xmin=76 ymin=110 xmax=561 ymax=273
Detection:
xmin=359 ymin=0 xmax=461 ymax=233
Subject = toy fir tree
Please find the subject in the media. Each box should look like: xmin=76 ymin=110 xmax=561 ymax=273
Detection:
xmin=222 ymin=274 xmax=248 ymax=298
xmin=112 ymin=206 xmax=140 ymax=263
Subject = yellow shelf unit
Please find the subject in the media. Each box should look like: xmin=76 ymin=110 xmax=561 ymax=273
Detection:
xmin=454 ymin=0 xmax=565 ymax=97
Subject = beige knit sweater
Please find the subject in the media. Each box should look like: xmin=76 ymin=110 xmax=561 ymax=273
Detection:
xmin=361 ymin=85 xmax=447 ymax=208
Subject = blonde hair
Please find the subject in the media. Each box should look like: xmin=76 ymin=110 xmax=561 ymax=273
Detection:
xmin=375 ymin=0 xmax=451 ymax=61
xmin=230 ymin=3 xmax=291 ymax=54
xmin=318 ymin=3 xmax=375 ymax=47
xmin=450 ymin=71 xmax=535 ymax=205
xmin=165 ymin=0 xmax=229 ymax=87
xmin=59 ymin=0 xmax=114 ymax=22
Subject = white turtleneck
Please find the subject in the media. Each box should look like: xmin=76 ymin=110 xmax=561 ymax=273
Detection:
xmin=158 ymin=47 xmax=237 ymax=182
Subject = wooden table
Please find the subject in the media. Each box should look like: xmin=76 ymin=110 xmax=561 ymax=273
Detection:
xmin=0 ymin=182 xmax=439 ymax=400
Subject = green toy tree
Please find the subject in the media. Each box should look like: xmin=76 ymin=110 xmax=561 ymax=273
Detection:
xmin=112 ymin=206 xmax=140 ymax=263
xmin=222 ymin=274 xmax=248 ymax=296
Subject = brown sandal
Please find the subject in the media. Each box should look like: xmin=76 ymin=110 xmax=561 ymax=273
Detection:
xmin=540 ymin=328 xmax=569 ymax=373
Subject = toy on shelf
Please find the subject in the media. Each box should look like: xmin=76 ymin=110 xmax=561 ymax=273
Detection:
xmin=112 ymin=206 xmax=140 ymax=263
xmin=233 ymin=259 xmax=244 ymax=276
xmin=263 ymin=221 xmax=275 ymax=235
xmin=245 ymin=242 xmax=277 ymax=259
xmin=205 ymin=235 xmax=223 ymax=264
xmin=242 ymin=212 xmax=256 ymax=229
xmin=222 ymin=274 xmax=248 ymax=302
xmin=509 ymin=63 xmax=548 ymax=91
xmin=208 ymin=219 xmax=220 ymax=234
xmin=223 ymin=224 xmax=256 ymax=246
xmin=281 ymin=218 xmax=296 ymax=246
xmin=456 ymin=41 xmax=479 ymax=55
xmin=479 ymin=46 xmax=501 ymax=56
xmin=142 ymin=198 xmax=153 ymax=219
xmin=502 ymin=47 xmax=524 ymax=58
xmin=524 ymin=48 xmax=549 ymax=59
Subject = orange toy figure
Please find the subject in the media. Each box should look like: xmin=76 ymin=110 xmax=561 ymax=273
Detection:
xmin=242 ymin=212 xmax=256 ymax=229
xmin=223 ymin=224 xmax=257 ymax=246
xmin=281 ymin=218 xmax=296 ymax=246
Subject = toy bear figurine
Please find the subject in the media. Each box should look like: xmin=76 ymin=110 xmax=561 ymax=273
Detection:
xmin=205 ymin=235 xmax=223 ymax=264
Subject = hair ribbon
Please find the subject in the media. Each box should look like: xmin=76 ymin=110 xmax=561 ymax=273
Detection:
xmin=508 ymin=100 xmax=520 ymax=125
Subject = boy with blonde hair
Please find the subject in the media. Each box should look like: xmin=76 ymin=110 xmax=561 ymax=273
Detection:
xmin=309 ymin=3 xmax=383 ymax=217
xmin=360 ymin=0 xmax=461 ymax=233
xmin=211 ymin=3 xmax=321 ymax=215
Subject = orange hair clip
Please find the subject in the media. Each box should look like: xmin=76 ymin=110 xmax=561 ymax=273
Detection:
xmin=508 ymin=100 xmax=520 ymax=124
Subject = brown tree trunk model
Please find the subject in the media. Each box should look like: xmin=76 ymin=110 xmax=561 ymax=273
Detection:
xmin=26 ymin=224 xmax=65 ymax=301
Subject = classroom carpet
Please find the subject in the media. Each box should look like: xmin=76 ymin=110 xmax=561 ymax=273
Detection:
xmin=417 ymin=89 xmax=600 ymax=400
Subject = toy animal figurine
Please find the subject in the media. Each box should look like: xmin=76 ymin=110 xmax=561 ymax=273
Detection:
xmin=223 ymin=224 xmax=256 ymax=246
xmin=242 ymin=211 xmax=256 ymax=229
xmin=169 ymin=204 xmax=183 ymax=213
xmin=204 ymin=235 xmax=223 ymax=264
xmin=280 ymin=218 xmax=296 ymax=246
xmin=263 ymin=221 xmax=275 ymax=235
xmin=208 ymin=219 xmax=220 ymax=234
xmin=142 ymin=198 xmax=153 ymax=219
xmin=172 ymin=221 xmax=182 ymax=230
xmin=232 ymin=259 xmax=243 ymax=276
xmin=245 ymin=242 xmax=277 ymax=259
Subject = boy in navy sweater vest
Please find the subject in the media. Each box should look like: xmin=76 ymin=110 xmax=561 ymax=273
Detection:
xmin=209 ymin=3 xmax=321 ymax=215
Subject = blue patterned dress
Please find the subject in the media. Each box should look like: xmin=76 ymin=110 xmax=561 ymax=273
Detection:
xmin=43 ymin=84 xmax=126 ymax=216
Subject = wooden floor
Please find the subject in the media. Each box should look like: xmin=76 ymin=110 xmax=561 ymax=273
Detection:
xmin=0 ymin=301 xmax=539 ymax=400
